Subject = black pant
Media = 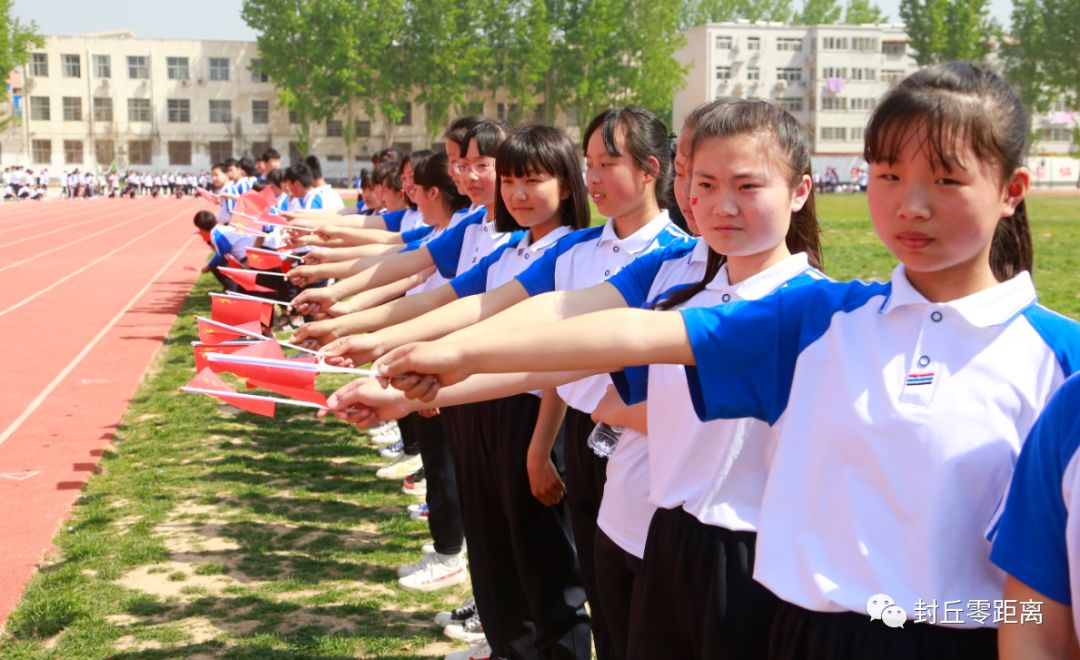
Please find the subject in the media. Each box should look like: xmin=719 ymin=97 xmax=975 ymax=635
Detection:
xmin=395 ymin=411 xmax=424 ymax=457
xmin=562 ymin=407 xmax=614 ymax=660
xmin=445 ymin=396 xmax=592 ymax=660
xmin=399 ymin=412 xmax=463 ymax=555
xmin=593 ymin=528 xmax=641 ymax=660
xmin=768 ymin=601 xmax=997 ymax=660
xmin=627 ymin=508 xmax=782 ymax=660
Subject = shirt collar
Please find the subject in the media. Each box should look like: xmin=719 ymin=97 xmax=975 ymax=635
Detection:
xmin=880 ymin=264 xmax=1037 ymax=328
xmin=705 ymin=252 xmax=811 ymax=298
xmin=688 ymin=238 xmax=709 ymax=264
xmin=518 ymin=225 xmax=572 ymax=252
xmin=597 ymin=210 xmax=671 ymax=254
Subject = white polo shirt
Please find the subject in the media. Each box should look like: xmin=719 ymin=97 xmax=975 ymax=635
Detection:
xmin=516 ymin=211 xmax=691 ymax=413
xmin=679 ymin=265 xmax=1080 ymax=626
xmin=312 ymin=184 xmax=345 ymax=210
xmin=400 ymin=207 xmax=428 ymax=233
xmin=991 ymin=373 xmax=1080 ymax=639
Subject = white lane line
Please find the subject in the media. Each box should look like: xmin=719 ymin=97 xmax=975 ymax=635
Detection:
xmin=0 ymin=202 xmax=151 ymax=250
xmin=0 ymin=231 xmax=197 ymax=447
xmin=0 ymin=205 xmax=102 ymax=237
xmin=0 ymin=204 xmax=168 ymax=274
xmin=0 ymin=208 xmax=192 ymax=319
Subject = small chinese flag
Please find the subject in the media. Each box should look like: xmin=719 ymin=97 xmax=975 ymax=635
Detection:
xmin=220 ymin=267 xmax=275 ymax=293
xmin=193 ymin=341 xmax=262 ymax=372
xmin=236 ymin=189 xmax=274 ymax=217
xmin=225 ymin=253 xmax=244 ymax=269
xmin=211 ymin=295 xmax=273 ymax=327
xmin=185 ymin=368 xmax=276 ymax=416
xmin=197 ymin=188 xmax=218 ymax=206
xmin=197 ymin=318 xmax=263 ymax=344
xmin=246 ymin=379 xmax=328 ymax=406
xmin=247 ymin=250 xmax=285 ymax=272
xmin=214 ymin=355 xmax=317 ymax=390
xmin=230 ymin=214 xmax=265 ymax=233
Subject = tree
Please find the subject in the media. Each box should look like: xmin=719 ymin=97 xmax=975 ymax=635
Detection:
xmin=899 ymin=0 xmax=998 ymax=65
xmin=797 ymin=0 xmax=842 ymax=25
xmin=844 ymin=0 xmax=887 ymax=24
xmin=1006 ymin=0 xmax=1080 ymax=112
xmin=739 ymin=0 xmax=794 ymax=22
xmin=478 ymin=0 xmax=552 ymax=123
xmin=0 ymin=0 xmax=42 ymax=129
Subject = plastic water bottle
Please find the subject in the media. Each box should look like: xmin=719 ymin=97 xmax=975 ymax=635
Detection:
xmin=587 ymin=423 xmax=623 ymax=458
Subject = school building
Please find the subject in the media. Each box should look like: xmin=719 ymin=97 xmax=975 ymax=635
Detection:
xmin=674 ymin=21 xmax=1079 ymax=186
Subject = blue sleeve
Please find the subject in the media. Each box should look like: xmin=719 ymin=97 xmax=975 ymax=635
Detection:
xmin=309 ymin=195 xmax=324 ymax=210
xmin=611 ymin=367 xmax=648 ymax=405
xmin=207 ymin=230 xmax=231 ymax=269
xmin=990 ymin=377 xmax=1080 ymax=605
xmin=679 ymin=280 xmax=884 ymax=424
xmin=515 ymin=226 xmax=602 ymax=296
xmin=426 ymin=215 xmax=482 ymax=278
xmin=450 ymin=242 xmax=514 ymax=298
xmin=382 ymin=209 xmax=407 ymax=233
xmin=607 ymin=241 xmax=697 ymax=308
xmin=401 ymin=224 xmax=435 ymax=244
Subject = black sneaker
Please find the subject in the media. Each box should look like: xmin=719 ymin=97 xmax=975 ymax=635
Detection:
xmin=434 ymin=595 xmax=476 ymax=627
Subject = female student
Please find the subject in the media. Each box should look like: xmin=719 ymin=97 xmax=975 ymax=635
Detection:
xmin=321 ymin=107 xmax=690 ymax=660
xmin=371 ymin=63 xmax=1080 ymax=659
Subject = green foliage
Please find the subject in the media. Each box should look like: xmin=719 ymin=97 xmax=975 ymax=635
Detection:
xmin=899 ymin=0 xmax=998 ymax=65
xmin=0 ymin=0 xmax=42 ymax=130
xmin=1004 ymin=0 xmax=1080 ymax=122
xmin=843 ymin=0 xmax=887 ymax=24
xmin=797 ymin=0 xmax=842 ymax=25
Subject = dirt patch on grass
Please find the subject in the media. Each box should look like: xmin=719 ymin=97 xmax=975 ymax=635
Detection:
xmin=115 ymin=561 xmax=257 ymax=599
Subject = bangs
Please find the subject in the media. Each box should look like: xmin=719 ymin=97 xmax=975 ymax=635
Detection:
xmin=496 ymin=128 xmax=566 ymax=179
xmin=864 ymin=87 xmax=1007 ymax=174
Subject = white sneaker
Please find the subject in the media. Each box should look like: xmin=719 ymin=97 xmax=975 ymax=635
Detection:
xmin=371 ymin=423 xmax=402 ymax=447
xmin=379 ymin=440 xmax=404 ymax=459
xmin=444 ymin=641 xmax=491 ymax=660
xmin=376 ymin=453 xmax=423 ymax=480
xmin=422 ymin=543 xmax=435 ymax=555
xmin=398 ymin=552 xmax=467 ymax=592
xmin=434 ymin=595 xmax=476 ymax=627
xmin=444 ymin=612 xmax=486 ymax=643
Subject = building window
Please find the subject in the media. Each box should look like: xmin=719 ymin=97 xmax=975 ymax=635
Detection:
xmin=777 ymin=37 xmax=803 ymax=51
xmin=250 ymin=59 xmax=269 ymax=83
xmin=93 ymin=54 xmax=111 ymax=78
xmin=127 ymin=55 xmax=149 ymax=79
xmin=64 ymin=139 xmax=83 ymax=163
xmin=168 ymin=141 xmax=192 ymax=165
xmin=882 ymin=41 xmax=906 ymax=56
xmin=249 ymin=141 xmax=270 ymax=158
xmin=776 ymin=67 xmax=803 ymax=82
xmin=849 ymin=126 xmax=865 ymax=141
xmin=127 ymin=98 xmax=151 ymax=122
xmin=326 ymin=119 xmax=343 ymax=137
xmin=209 ymin=57 xmax=229 ymax=81
xmin=354 ymin=120 xmax=371 ymax=138
xmin=32 ymin=139 xmax=51 ymax=163
xmin=288 ymin=109 xmax=299 ymax=124
xmin=1044 ymin=128 xmax=1073 ymax=142
xmin=209 ymin=141 xmax=233 ymax=163
xmin=776 ymin=97 xmax=803 ymax=113
xmin=95 ymin=139 xmax=114 ymax=165
xmin=747 ymin=36 xmax=760 ymax=50
xmin=821 ymin=96 xmax=847 ymax=111
xmin=882 ymin=69 xmax=907 ymax=85
xmin=252 ymin=100 xmax=269 ymax=124
xmin=851 ymin=67 xmax=877 ymax=81
xmin=128 ymin=140 xmax=152 ymax=165
xmin=166 ymin=57 xmax=189 ymax=80
xmin=820 ymin=126 xmax=846 ymax=140
xmin=29 ymin=52 xmax=48 ymax=77
xmin=288 ymin=141 xmax=302 ymax=163
xmin=62 ymin=54 xmax=81 ymax=78
xmin=850 ymin=97 xmax=879 ymax=111
xmin=326 ymin=155 xmax=344 ymax=162
xmin=715 ymin=35 xmax=733 ymax=49
xmin=823 ymin=67 xmax=848 ymax=78
xmin=392 ymin=141 xmax=412 ymax=153
xmin=209 ymin=99 xmax=232 ymax=123
xmin=822 ymin=37 xmax=849 ymax=50
xmin=167 ymin=99 xmax=190 ymax=123
xmin=93 ymin=97 xmax=113 ymax=121
xmin=399 ymin=101 xmax=413 ymax=125
xmin=852 ymin=38 xmax=877 ymax=52
xmin=29 ymin=96 xmax=50 ymax=121
xmin=62 ymin=97 xmax=82 ymax=121
xmin=715 ymin=66 xmax=732 ymax=80
xmin=746 ymin=67 xmax=760 ymax=81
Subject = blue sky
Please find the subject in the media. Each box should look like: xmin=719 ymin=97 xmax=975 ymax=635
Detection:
xmin=13 ymin=0 xmax=1014 ymax=42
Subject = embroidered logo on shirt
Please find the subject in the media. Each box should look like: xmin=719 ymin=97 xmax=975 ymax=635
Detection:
xmin=905 ymin=372 xmax=935 ymax=387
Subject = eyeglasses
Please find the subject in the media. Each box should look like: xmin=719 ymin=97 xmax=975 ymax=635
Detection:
xmin=453 ymin=160 xmax=495 ymax=176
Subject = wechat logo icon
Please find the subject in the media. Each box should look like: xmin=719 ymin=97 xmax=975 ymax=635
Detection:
xmin=867 ymin=593 xmax=907 ymax=629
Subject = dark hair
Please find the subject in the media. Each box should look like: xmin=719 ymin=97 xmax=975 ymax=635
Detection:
xmin=302 ymin=155 xmax=323 ymax=180
xmin=658 ymin=98 xmax=822 ymax=311
xmin=583 ymin=106 xmax=674 ymax=209
xmin=193 ymin=210 xmax=217 ymax=231
xmin=412 ymin=151 xmax=470 ymax=214
xmin=237 ymin=157 xmax=257 ymax=177
xmin=260 ymin=148 xmax=280 ymax=162
xmin=211 ymin=161 xmax=228 ymax=173
xmin=444 ymin=115 xmax=485 ymax=149
xmin=359 ymin=168 xmax=372 ymax=189
xmin=283 ymin=162 xmax=313 ymax=188
xmin=462 ymin=119 xmax=512 ymax=159
xmin=864 ymin=62 xmax=1032 ymax=280
xmin=373 ymin=147 xmax=403 ymax=167
xmin=374 ymin=160 xmax=404 ymax=192
xmin=494 ymin=125 xmax=590 ymax=233
xmin=224 ymin=158 xmax=238 ymax=169
xmin=263 ymin=168 xmax=282 ymax=188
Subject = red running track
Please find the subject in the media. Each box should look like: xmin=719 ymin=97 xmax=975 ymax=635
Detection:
xmin=0 ymin=197 xmax=210 ymax=629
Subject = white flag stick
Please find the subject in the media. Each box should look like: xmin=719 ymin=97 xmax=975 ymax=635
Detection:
xmin=248 ymin=247 xmax=304 ymax=261
xmin=191 ymin=339 xmax=262 ymax=347
xmin=195 ymin=316 xmax=319 ymax=355
xmin=205 ymin=352 xmax=373 ymax=376
xmin=212 ymin=291 xmax=287 ymax=306
xmin=219 ymin=266 xmax=289 ymax=279
xmin=181 ymin=386 xmax=328 ymax=410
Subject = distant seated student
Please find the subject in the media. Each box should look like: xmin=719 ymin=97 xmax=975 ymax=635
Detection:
xmin=193 ymin=210 xmax=262 ymax=290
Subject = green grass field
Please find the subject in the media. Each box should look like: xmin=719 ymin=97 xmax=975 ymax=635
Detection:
xmin=0 ymin=193 xmax=1077 ymax=659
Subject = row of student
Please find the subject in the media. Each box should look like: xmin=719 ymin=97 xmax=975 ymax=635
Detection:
xmin=264 ymin=62 xmax=1080 ymax=660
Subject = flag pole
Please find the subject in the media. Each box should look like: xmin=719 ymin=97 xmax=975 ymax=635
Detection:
xmin=181 ymin=386 xmax=328 ymax=410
